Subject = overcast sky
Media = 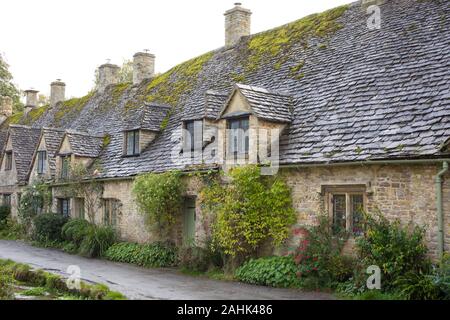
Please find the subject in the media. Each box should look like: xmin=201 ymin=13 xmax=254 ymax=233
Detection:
xmin=1 ymin=0 xmax=351 ymax=99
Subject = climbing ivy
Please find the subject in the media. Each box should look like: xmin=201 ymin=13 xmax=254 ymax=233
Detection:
xmin=132 ymin=171 xmax=185 ymax=241
xmin=199 ymin=165 xmax=296 ymax=258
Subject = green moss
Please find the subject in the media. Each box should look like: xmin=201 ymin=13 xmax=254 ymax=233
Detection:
xmin=231 ymin=72 xmax=246 ymax=83
xmin=289 ymin=60 xmax=305 ymax=78
xmin=21 ymin=105 xmax=49 ymax=125
xmin=318 ymin=43 xmax=328 ymax=50
xmin=244 ymin=5 xmax=349 ymax=74
xmin=5 ymin=112 xmax=24 ymax=125
xmin=54 ymin=92 xmax=94 ymax=126
xmin=112 ymin=82 xmax=131 ymax=103
xmin=102 ymin=134 xmax=111 ymax=148
xmin=144 ymin=51 xmax=214 ymax=106
xmin=355 ymin=146 xmax=363 ymax=155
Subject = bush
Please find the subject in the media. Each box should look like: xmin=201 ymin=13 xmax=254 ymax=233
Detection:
xmin=356 ymin=212 xmax=431 ymax=290
xmin=0 ymin=205 xmax=10 ymax=226
xmin=62 ymin=219 xmax=91 ymax=247
xmin=0 ymin=267 xmax=14 ymax=300
xmin=394 ymin=271 xmax=443 ymax=300
xmin=32 ymin=213 xmax=68 ymax=243
xmin=235 ymin=256 xmax=301 ymax=288
xmin=78 ymin=224 xmax=116 ymax=258
xmin=294 ymin=215 xmax=355 ymax=289
xmin=178 ymin=246 xmax=212 ymax=272
xmin=0 ymin=218 xmax=25 ymax=240
xmin=105 ymin=242 xmax=177 ymax=268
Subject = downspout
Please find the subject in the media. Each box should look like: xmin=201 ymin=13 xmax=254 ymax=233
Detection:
xmin=436 ymin=161 xmax=449 ymax=260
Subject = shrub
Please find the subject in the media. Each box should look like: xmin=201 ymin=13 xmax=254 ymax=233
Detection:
xmin=235 ymin=256 xmax=301 ymax=288
xmin=356 ymin=212 xmax=431 ymax=290
xmin=62 ymin=219 xmax=91 ymax=247
xmin=32 ymin=213 xmax=68 ymax=243
xmin=294 ymin=214 xmax=355 ymax=289
xmin=0 ymin=205 xmax=10 ymax=226
xmin=200 ymin=166 xmax=296 ymax=259
xmin=178 ymin=246 xmax=213 ymax=272
xmin=0 ymin=218 xmax=25 ymax=240
xmin=394 ymin=271 xmax=442 ymax=300
xmin=78 ymin=224 xmax=116 ymax=258
xmin=0 ymin=269 xmax=14 ymax=300
xmin=133 ymin=171 xmax=184 ymax=241
xmin=105 ymin=242 xmax=177 ymax=268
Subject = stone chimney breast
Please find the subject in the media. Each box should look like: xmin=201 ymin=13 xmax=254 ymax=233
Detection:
xmin=224 ymin=2 xmax=252 ymax=47
xmin=0 ymin=96 xmax=13 ymax=118
xmin=24 ymin=89 xmax=39 ymax=109
xmin=98 ymin=63 xmax=120 ymax=93
xmin=50 ymin=79 xmax=66 ymax=107
xmin=133 ymin=51 xmax=155 ymax=85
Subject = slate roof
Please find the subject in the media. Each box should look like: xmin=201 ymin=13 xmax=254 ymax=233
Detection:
xmin=123 ymin=103 xmax=171 ymax=131
xmin=220 ymin=84 xmax=293 ymax=123
xmin=7 ymin=125 xmax=41 ymax=184
xmin=0 ymin=0 xmax=449 ymax=180
xmin=64 ymin=131 xmax=105 ymax=158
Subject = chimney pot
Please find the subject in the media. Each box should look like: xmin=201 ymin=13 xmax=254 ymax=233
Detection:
xmin=224 ymin=3 xmax=252 ymax=47
xmin=98 ymin=63 xmax=120 ymax=93
xmin=133 ymin=51 xmax=155 ymax=85
xmin=50 ymin=79 xmax=66 ymax=107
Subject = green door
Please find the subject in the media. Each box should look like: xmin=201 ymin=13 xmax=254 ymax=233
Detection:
xmin=183 ymin=198 xmax=196 ymax=246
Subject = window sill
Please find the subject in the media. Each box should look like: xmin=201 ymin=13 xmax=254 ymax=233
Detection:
xmin=121 ymin=154 xmax=140 ymax=158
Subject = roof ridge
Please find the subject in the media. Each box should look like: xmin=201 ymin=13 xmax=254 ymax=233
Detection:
xmin=236 ymin=83 xmax=292 ymax=98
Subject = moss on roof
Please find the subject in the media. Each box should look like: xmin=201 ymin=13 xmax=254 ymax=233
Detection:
xmin=54 ymin=91 xmax=95 ymax=126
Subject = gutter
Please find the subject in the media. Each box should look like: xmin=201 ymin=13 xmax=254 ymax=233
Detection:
xmin=436 ymin=161 xmax=449 ymax=260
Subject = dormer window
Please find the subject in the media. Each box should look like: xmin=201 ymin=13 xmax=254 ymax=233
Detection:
xmin=125 ymin=130 xmax=140 ymax=156
xmin=183 ymin=121 xmax=203 ymax=159
xmin=37 ymin=151 xmax=47 ymax=174
xmin=4 ymin=151 xmax=12 ymax=171
xmin=60 ymin=156 xmax=70 ymax=179
xmin=228 ymin=117 xmax=249 ymax=160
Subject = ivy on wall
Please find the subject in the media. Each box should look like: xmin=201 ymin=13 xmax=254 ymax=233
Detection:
xmin=199 ymin=165 xmax=296 ymax=258
xmin=132 ymin=171 xmax=185 ymax=242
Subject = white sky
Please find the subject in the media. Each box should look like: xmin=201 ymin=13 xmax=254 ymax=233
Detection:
xmin=1 ymin=0 xmax=351 ymax=99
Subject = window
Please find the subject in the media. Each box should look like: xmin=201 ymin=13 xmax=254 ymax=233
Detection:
xmin=228 ymin=117 xmax=249 ymax=160
xmin=4 ymin=151 xmax=12 ymax=171
xmin=125 ymin=130 xmax=140 ymax=156
xmin=104 ymin=199 xmax=120 ymax=227
xmin=60 ymin=156 xmax=70 ymax=179
xmin=184 ymin=121 xmax=203 ymax=159
xmin=58 ymin=198 xmax=70 ymax=217
xmin=37 ymin=151 xmax=47 ymax=174
xmin=3 ymin=194 xmax=11 ymax=207
xmin=325 ymin=186 xmax=365 ymax=236
xmin=74 ymin=198 xmax=85 ymax=219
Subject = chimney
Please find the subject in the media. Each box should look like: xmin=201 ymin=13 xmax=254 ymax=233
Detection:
xmin=24 ymin=89 xmax=39 ymax=112
xmin=50 ymin=79 xmax=66 ymax=107
xmin=98 ymin=62 xmax=120 ymax=93
xmin=133 ymin=51 xmax=155 ymax=85
xmin=225 ymin=2 xmax=252 ymax=47
xmin=0 ymin=96 xmax=13 ymax=120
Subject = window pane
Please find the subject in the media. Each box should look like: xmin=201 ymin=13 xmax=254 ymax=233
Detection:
xmin=351 ymin=195 xmax=364 ymax=236
xmin=333 ymin=195 xmax=346 ymax=233
xmin=134 ymin=130 xmax=140 ymax=154
xmin=127 ymin=132 xmax=134 ymax=155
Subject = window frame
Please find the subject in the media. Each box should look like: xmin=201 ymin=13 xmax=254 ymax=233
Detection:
xmin=4 ymin=151 xmax=12 ymax=171
xmin=74 ymin=197 xmax=85 ymax=220
xmin=103 ymin=199 xmax=119 ymax=227
xmin=227 ymin=117 xmax=250 ymax=161
xmin=2 ymin=194 xmax=12 ymax=208
xmin=57 ymin=198 xmax=70 ymax=217
xmin=323 ymin=185 xmax=366 ymax=236
xmin=37 ymin=150 xmax=47 ymax=175
xmin=183 ymin=120 xmax=203 ymax=159
xmin=60 ymin=155 xmax=70 ymax=179
xmin=125 ymin=130 xmax=140 ymax=157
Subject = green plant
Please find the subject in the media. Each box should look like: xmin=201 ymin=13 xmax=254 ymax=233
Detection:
xmin=0 ymin=205 xmax=10 ymax=226
xmin=105 ymin=242 xmax=177 ymax=268
xmin=293 ymin=215 xmax=354 ymax=289
xmin=235 ymin=256 xmax=301 ymax=288
xmin=32 ymin=213 xmax=68 ymax=243
xmin=394 ymin=271 xmax=442 ymax=300
xmin=178 ymin=245 xmax=215 ymax=272
xmin=356 ymin=212 xmax=431 ymax=290
xmin=200 ymin=166 xmax=296 ymax=259
xmin=0 ymin=218 xmax=25 ymax=240
xmin=18 ymin=181 xmax=52 ymax=228
xmin=78 ymin=224 xmax=116 ymax=258
xmin=133 ymin=171 xmax=184 ymax=241
xmin=21 ymin=287 xmax=48 ymax=297
xmin=61 ymin=218 xmax=91 ymax=248
xmin=0 ymin=270 xmax=14 ymax=300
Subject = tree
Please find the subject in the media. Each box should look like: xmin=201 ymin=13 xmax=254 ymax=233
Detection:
xmin=92 ymin=59 xmax=133 ymax=90
xmin=0 ymin=53 xmax=23 ymax=113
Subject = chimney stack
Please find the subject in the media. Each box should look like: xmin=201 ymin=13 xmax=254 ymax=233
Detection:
xmin=24 ymin=89 xmax=39 ymax=111
xmin=50 ymin=79 xmax=66 ymax=107
xmin=0 ymin=96 xmax=13 ymax=121
xmin=133 ymin=51 xmax=155 ymax=85
xmin=225 ymin=3 xmax=252 ymax=47
xmin=98 ymin=62 xmax=120 ymax=93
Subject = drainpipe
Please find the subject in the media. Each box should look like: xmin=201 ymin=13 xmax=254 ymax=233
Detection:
xmin=436 ymin=161 xmax=449 ymax=260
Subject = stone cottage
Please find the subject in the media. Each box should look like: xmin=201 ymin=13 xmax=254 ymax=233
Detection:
xmin=0 ymin=0 xmax=449 ymax=258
